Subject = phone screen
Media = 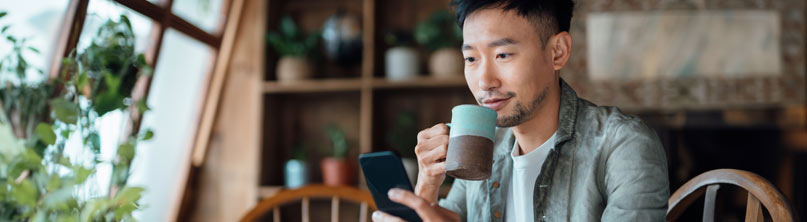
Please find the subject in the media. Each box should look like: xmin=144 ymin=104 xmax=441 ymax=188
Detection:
xmin=359 ymin=151 xmax=422 ymax=222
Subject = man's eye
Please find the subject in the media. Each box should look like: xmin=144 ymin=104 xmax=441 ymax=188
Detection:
xmin=496 ymin=53 xmax=512 ymax=59
xmin=464 ymin=57 xmax=477 ymax=63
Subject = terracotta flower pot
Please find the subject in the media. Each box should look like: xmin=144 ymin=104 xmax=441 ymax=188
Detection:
xmin=276 ymin=56 xmax=313 ymax=82
xmin=320 ymin=157 xmax=355 ymax=186
xmin=428 ymin=48 xmax=464 ymax=78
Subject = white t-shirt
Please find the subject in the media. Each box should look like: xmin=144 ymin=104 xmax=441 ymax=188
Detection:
xmin=505 ymin=132 xmax=557 ymax=222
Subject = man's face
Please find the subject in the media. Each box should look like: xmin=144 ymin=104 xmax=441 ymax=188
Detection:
xmin=461 ymin=8 xmax=556 ymax=127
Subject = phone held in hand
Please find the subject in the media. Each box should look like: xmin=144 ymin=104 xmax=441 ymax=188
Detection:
xmin=359 ymin=151 xmax=422 ymax=222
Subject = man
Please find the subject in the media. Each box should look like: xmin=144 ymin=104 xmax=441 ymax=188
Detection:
xmin=373 ymin=0 xmax=670 ymax=221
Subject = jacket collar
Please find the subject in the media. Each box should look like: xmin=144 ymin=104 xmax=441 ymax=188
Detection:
xmin=555 ymin=78 xmax=578 ymax=146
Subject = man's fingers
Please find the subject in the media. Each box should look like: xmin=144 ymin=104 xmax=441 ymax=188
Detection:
xmin=371 ymin=210 xmax=405 ymax=222
xmin=419 ymin=143 xmax=448 ymax=164
xmin=417 ymin=124 xmax=449 ymax=141
xmin=388 ymin=188 xmax=440 ymax=219
xmin=415 ymin=135 xmax=449 ymax=160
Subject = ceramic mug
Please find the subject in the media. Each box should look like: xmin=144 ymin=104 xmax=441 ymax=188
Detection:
xmin=445 ymin=105 xmax=497 ymax=180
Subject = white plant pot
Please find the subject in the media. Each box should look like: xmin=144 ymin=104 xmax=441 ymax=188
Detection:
xmin=284 ymin=159 xmax=307 ymax=188
xmin=428 ymin=48 xmax=463 ymax=78
xmin=277 ymin=56 xmax=313 ymax=83
xmin=401 ymin=157 xmax=419 ymax=187
xmin=385 ymin=47 xmax=420 ymax=81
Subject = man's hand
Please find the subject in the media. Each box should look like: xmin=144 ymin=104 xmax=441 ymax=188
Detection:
xmin=371 ymin=188 xmax=459 ymax=222
xmin=414 ymin=124 xmax=450 ymax=202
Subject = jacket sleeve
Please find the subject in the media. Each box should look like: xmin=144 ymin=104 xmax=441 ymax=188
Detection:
xmin=600 ymin=119 xmax=670 ymax=221
xmin=439 ymin=179 xmax=468 ymax=222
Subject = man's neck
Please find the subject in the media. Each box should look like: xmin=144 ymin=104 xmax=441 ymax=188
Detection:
xmin=512 ymin=85 xmax=561 ymax=155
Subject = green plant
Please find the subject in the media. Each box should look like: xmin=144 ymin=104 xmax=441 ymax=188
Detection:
xmin=325 ymin=125 xmax=348 ymax=159
xmin=384 ymin=30 xmax=414 ymax=47
xmin=414 ymin=10 xmax=462 ymax=51
xmin=266 ymin=16 xmax=319 ymax=58
xmin=290 ymin=142 xmax=307 ymax=161
xmin=385 ymin=111 xmax=417 ymax=158
xmin=0 ymin=11 xmax=152 ymax=222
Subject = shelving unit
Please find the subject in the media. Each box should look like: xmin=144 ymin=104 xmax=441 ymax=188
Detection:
xmin=260 ymin=0 xmax=473 ymax=191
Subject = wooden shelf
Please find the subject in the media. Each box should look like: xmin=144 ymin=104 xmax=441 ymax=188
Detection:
xmin=262 ymin=75 xmax=467 ymax=94
xmin=263 ymin=78 xmax=363 ymax=94
xmin=372 ymin=75 xmax=467 ymax=90
xmin=260 ymin=0 xmax=469 ymax=198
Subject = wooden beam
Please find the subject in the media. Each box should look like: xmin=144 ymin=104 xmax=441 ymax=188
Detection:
xmin=49 ymin=0 xmax=89 ymax=79
xmin=190 ymin=0 xmax=245 ymax=167
xmin=113 ymin=0 xmax=221 ymax=48
xmin=127 ymin=0 xmax=173 ymax=137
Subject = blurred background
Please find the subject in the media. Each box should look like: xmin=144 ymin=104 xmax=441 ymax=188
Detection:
xmin=0 ymin=0 xmax=805 ymax=221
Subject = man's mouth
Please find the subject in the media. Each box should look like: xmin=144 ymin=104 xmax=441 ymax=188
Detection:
xmin=481 ymin=97 xmax=511 ymax=111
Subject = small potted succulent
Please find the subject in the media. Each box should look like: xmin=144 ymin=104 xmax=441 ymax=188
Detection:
xmin=384 ymin=30 xmax=419 ymax=81
xmin=415 ymin=10 xmax=464 ymax=78
xmin=284 ymin=143 xmax=308 ymax=188
xmin=267 ymin=16 xmax=319 ymax=82
xmin=320 ymin=125 xmax=355 ymax=186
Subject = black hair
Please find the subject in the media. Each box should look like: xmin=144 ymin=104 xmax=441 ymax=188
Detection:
xmin=450 ymin=0 xmax=574 ymax=45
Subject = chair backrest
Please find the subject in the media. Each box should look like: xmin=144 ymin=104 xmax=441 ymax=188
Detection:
xmin=667 ymin=169 xmax=795 ymax=222
xmin=241 ymin=185 xmax=377 ymax=222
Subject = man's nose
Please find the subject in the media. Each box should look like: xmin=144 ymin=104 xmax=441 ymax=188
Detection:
xmin=477 ymin=60 xmax=501 ymax=91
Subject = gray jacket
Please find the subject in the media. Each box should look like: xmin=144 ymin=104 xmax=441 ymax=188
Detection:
xmin=438 ymin=79 xmax=670 ymax=221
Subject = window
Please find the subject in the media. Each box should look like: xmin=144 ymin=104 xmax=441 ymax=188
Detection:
xmin=9 ymin=0 xmax=239 ymax=220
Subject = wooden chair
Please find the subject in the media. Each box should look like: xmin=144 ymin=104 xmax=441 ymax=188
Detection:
xmin=241 ymin=185 xmax=378 ymax=222
xmin=667 ymin=169 xmax=795 ymax=222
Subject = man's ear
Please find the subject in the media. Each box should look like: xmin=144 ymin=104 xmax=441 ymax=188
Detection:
xmin=549 ymin=32 xmax=572 ymax=71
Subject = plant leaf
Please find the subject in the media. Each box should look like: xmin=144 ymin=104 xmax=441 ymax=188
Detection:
xmin=86 ymin=131 xmax=101 ymax=153
xmin=0 ymin=11 xmax=7 ymax=18
xmin=141 ymin=129 xmax=154 ymax=141
xmin=42 ymin=187 xmax=74 ymax=210
xmin=1 ymin=25 xmax=9 ymax=33
xmin=73 ymin=166 xmax=93 ymax=184
xmin=117 ymin=142 xmax=135 ymax=162
xmin=45 ymin=173 xmax=62 ymax=191
xmin=10 ymin=179 xmax=37 ymax=209
xmin=279 ymin=16 xmax=300 ymax=40
xmin=93 ymin=92 xmax=124 ymax=116
xmin=113 ymin=186 xmax=145 ymax=205
xmin=27 ymin=46 xmax=40 ymax=54
xmin=136 ymin=98 xmax=150 ymax=114
xmin=35 ymin=123 xmax=56 ymax=145
xmin=80 ymin=198 xmax=110 ymax=222
xmin=50 ymin=98 xmax=79 ymax=124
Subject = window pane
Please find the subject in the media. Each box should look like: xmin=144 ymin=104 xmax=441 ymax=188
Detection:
xmin=79 ymin=0 xmax=153 ymax=53
xmin=129 ymin=28 xmax=214 ymax=221
xmin=172 ymin=0 xmax=224 ymax=33
xmin=0 ymin=0 xmax=70 ymax=82
xmin=59 ymin=0 xmax=156 ymax=199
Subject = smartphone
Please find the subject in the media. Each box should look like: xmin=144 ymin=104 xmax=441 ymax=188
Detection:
xmin=359 ymin=151 xmax=422 ymax=222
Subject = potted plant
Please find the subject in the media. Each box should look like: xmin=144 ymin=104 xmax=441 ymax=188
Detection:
xmin=320 ymin=125 xmax=355 ymax=186
xmin=385 ymin=110 xmax=419 ymax=185
xmin=415 ymin=10 xmax=464 ymax=78
xmin=267 ymin=16 xmax=318 ymax=83
xmin=0 ymin=13 xmax=152 ymax=221
xmin=384 ymin=30 xmax=419 ymax=81
xmin=284 ymin=143 xmax=308 ymax=188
